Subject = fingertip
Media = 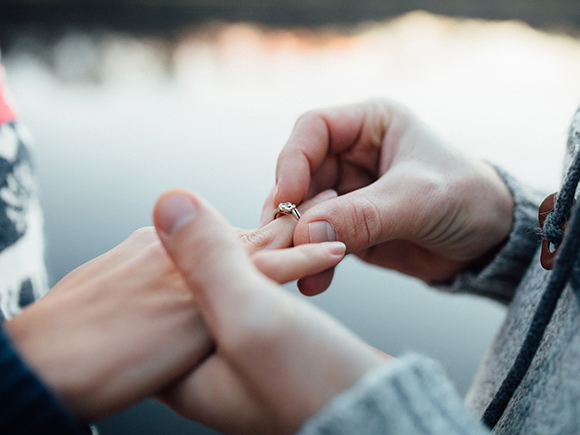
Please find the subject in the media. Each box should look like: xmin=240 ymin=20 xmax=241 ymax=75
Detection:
xmin=321 ymin=241 xmax=346 ymax=257
xmin=153 ymin=189 xmax=199 ymax=238
xmin=293 ymin=212 xmax=339 ymax=248
xmin=292 ymin=196 xmax=340 ymax=247
xmin=297 ymin=267 xmax=335 ymax=296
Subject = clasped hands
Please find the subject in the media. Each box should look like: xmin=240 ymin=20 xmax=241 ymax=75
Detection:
xmin=5 ymin=99 xmax=515 ymax=435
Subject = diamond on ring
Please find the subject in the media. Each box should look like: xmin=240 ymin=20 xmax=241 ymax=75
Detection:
xmin=273 ymin=202 xmax=301 ymax=221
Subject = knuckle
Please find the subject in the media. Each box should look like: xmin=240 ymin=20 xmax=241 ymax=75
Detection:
xmin=294 ymin=110 xmax=329 ymax=143
xmin=296 ymin=109 xmax=323 ymax=126
xmin=239 ymin=227 xmax=273 ymax=251
xmin=126 ymin=227 xmax=175 ymax=271
xmin=129 ymin=226 xmax=156 ymax=241
xmin=120 ymin=227 xmax=159 ymax=257
xmin=412 ymin=173 xmax=457 ymax=241
xmin=344 ymin=197 xmax=382 ymax=250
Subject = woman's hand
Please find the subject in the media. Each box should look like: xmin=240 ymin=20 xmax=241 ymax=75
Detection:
xmin=5 ymin=227 xmax=209 ymax=421
xmin=154 ymin=190 xmax=389 ymax=435
xmin=4 ymin=192 xmax=344 ymax=422
xmin=261 ymin=99 xmax=514 ymax=294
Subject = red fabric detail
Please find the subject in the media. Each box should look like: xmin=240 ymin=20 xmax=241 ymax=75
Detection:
xmin=0 ymin=65 xmax=16 ymax=125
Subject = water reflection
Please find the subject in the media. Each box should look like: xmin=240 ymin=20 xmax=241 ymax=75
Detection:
xmin=4 ymin=11 xmax=580 ymax=434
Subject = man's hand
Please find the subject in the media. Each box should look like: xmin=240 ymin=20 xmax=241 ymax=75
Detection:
xmin=261 ymin=99 xmax=514 ymax=294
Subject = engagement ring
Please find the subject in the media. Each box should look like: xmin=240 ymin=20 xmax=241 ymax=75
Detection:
xmin=273 ymin=202 xmax=301 ymax=221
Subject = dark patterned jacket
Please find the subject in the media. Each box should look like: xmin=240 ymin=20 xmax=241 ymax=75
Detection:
xmin=0 ymin=64 xmax=48 ymax=320
xmin=0 ymin=63 xmax=90 ymax=434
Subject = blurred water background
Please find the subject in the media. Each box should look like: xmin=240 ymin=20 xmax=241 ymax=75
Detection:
xmin=3 ymin=1 xmax=580 ymax=434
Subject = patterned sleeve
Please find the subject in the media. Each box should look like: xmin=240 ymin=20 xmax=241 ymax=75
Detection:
xmin=0 ymin=63 xmax=93 ymax=435
xmin=0 ymin=64 xmax=49 ymax=320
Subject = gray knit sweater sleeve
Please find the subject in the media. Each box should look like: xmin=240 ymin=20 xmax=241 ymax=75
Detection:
xmin=297 ymin=354 xmax=489 ymax=435
xmin=433 ymin=168 xmax=544 ymax=304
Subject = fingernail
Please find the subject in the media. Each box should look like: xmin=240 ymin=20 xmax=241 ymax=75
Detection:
xmin=312 ymin=189 xmax=338 ymax=203
xmin=322 ymin=241 xmax=346 ymax=256
xmin=308 ymin=221 xmax=336 ymax=243
xmin=156 ymin=193 xmax=197 ymax=236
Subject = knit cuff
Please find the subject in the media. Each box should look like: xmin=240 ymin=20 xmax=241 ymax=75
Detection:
xmin=432 ymin=167 xmax=544 ymax=304
xmin=297 ymin=354 xmax=489 ymax=435
xmin=0 ymin=324 xmax=91 ymax=435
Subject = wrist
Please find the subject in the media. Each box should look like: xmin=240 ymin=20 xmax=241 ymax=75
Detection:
xmin=4 ymin=307 xmax=99 ymax=421
xmin=0 ymin=322 xmax=91 ymax=432
xmin=457 ymin=159 xmax=515 ymax=266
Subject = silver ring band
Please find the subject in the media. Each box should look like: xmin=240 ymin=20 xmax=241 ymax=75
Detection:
xmin=273 ymin=202 xmax=301 ymax=221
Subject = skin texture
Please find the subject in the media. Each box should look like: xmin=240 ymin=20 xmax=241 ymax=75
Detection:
xmin=4 ymin=191 xmax=345 ymax=422
xmin=260 ymin=99 xmax=515 ymax=295
xmin=154 ymin=190 xmax=389 ymax=435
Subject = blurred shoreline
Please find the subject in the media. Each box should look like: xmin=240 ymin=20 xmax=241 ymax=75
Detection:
xmin=1 ymin=0 xmax=580 ymax=55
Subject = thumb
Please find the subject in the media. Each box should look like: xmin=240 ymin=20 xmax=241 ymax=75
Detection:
xmin=153 ymin=189 xmax=266 ymax=332
xmin=293 ymin=181 xmax=411 ymax=254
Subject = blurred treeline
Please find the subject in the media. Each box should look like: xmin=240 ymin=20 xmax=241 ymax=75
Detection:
xmin=2 ymin=0 xmax=580 ymax=35
xmin=1 ymin=0 xmax=580 ymax=61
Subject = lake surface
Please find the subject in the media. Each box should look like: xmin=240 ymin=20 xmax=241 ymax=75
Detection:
xmin=4 ymin=11 xmax=580 ymax=434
